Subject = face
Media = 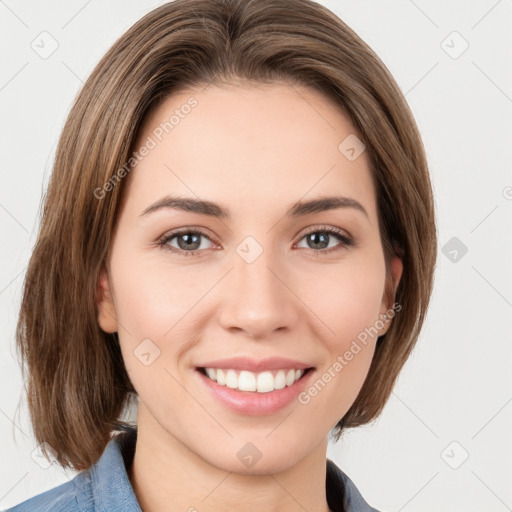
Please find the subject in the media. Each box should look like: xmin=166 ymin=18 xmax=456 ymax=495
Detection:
xmin=97 ymin=81 xmax=402 ymax=474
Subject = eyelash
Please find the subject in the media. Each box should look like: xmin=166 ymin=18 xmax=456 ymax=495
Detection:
xmin=156 ymin=225 xmax=354 ymax=257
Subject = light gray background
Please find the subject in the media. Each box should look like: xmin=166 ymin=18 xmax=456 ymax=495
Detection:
xmin=1 ymin=1 xmax=511 ymax=510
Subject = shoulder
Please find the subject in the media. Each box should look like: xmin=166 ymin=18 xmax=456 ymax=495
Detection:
xmin=3 ymin=427 xmax=139 ymax=512
xmin=2 ymin=471 xmax=92 ymax=512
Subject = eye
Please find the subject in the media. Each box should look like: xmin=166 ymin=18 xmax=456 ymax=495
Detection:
xmin=157 ymin=229 xmax=216 ymax=256
xmin=157 ymin=225 xmax=354 ymax=257
xmin=295 ymin=226 xmax=354 ymax=254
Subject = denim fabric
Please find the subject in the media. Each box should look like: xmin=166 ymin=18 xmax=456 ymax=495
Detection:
xmin=4 ymin=427 xmax=380 ymax=512
xmin=4 ymin=427 xmax=141 ymax=512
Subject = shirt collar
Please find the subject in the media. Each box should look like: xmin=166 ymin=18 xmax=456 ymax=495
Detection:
xmin=75 ymin=426 xmax=141 ymax=511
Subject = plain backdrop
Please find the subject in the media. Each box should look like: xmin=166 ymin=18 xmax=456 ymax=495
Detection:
xmin=1 ymin=1 xmax=511 ymax=511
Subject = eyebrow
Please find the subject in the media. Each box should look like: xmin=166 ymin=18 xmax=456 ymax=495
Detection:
xmin=140 ymin=195 xmax=369 ymax=221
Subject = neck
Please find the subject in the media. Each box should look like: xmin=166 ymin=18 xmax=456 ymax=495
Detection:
xmin=127 ymin=406 xmax=332 ymax=512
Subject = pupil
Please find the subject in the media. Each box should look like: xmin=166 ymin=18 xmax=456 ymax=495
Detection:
xmin=179 ymin=233 xmax=200 ymax=250
xmin=176 ymin=232 xmax=330 ymax=251
xmin=309 ymin=232 xmax=328 ymax=249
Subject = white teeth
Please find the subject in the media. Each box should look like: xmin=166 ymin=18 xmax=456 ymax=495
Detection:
xmin=205 ymin=368 xmax=216 ymax=380
xmin=274 ymin=370 xmax=286 ymax=390
xmin=239 ymin=370 xmax=256 ymax=391
xmin=225 ymin=369 xmax=238 ymax=389
xmin=202 ymin=367 xmax=306 ymax=393
xmin=257 ymin=371 xmax=274 ymax=393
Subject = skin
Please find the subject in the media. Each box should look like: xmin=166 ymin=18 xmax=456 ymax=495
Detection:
xmin=97 ymin=81 xmax=403 ymax=512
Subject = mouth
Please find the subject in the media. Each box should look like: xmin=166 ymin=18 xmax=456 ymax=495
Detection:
xmin=195 ymin=364 xmax=316 ymax=415
xmin=195 ymin=366 xmax=315 ymax=394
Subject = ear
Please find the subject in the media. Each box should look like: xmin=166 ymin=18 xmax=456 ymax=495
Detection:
xmin=378 ymin=254 xmax=403 ymax=336
xmin=96 ymin=264 xmax=118 ymax=333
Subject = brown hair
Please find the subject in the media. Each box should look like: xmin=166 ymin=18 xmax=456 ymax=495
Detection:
xmin=14 ymin=0 xmax=437 ymax=471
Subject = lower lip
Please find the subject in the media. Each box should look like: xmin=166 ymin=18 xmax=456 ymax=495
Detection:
xmin=195 ymin=368 xmax=315 ymax=416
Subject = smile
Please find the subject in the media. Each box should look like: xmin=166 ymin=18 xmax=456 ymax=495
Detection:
xmin=195 ymin=366 xmax=316 ymax=416
xmin=198 ymin=367 xmax=311 ymax=393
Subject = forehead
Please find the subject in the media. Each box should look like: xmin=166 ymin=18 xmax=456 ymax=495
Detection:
xmin=122 ymin=82 xmax=378 ymax=223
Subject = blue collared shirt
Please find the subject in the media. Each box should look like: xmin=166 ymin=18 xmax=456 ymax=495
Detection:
xmin=4 ymin=427 xmax=380 ymax=512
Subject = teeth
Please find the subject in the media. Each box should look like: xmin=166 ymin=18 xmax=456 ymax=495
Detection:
xmin=202 ymin=368 xmax=306 ymax=393
xmin=205 ymin=368 xmax=216 ymax=380
xmin=226 ymin=369 xmax=238 ymax=389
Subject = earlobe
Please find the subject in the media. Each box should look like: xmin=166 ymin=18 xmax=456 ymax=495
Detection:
xmin=96 ymin=265 xmax=118 ymax=333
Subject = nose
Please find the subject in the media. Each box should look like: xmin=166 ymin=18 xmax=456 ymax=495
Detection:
xmin=217 ymin=246 xmax=300 ymax=340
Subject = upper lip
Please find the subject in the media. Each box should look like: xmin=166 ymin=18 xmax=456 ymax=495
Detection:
xmin=195 ymin=356 xmax=315 ymax=372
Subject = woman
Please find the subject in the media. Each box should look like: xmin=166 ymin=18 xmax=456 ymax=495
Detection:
xmin=8 ymin=0 xmax=437 ymax=510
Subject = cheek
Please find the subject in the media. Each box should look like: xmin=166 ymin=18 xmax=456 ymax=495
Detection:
xmin=300 ymin=254 xmax=386 ymax=345
xmin=295 ymin=255 xmax=385 ymax=419
xmin=112 ymin=263 xmax=193 ymax=409
xmin=111 ymin=248 xmax=203 ymax=335
xmin=114 ymin=244 xmax=385 ymax=344
xmin=110 ymin=251 xmax=218 ymax=388
xmin=112 ymin=238 xmax=385 ymax=393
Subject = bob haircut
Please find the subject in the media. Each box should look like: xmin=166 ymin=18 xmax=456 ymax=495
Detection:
xmin=15 ymin=0 xmax=437 ymax=471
